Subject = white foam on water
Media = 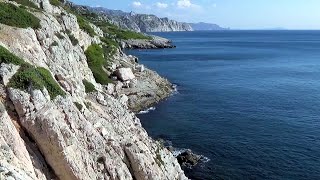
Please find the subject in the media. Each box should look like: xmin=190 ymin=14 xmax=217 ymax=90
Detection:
xmin=172 ymin=148 xmax=211 ymax=164
xmin=137 ymin=107 xmax=156 ymax=114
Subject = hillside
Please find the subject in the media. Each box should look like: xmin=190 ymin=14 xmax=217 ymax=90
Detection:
xmin=0 ymin=0 xmax=187 ymax=179
xmin=88 ymin=7 xmax=193 ymax=32
xmin=189 ymin=22 xmax=229 ymax=31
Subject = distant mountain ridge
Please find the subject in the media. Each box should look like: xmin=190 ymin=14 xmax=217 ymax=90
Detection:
xmin=89 ymin=7 xmax=193 ymax=32
xmin=189 ymin=22 xmax=229 ymax=31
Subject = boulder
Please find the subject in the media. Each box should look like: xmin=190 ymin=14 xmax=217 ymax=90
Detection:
xmin=115 ymin=68 xmax=135 ymax=81
xmin=176 ymin=149 xmax=201 ymax=167
xmin=118 ymin=94 xmax=129 ymax=107
xmin=136 ymin=65 xmax=145 ymax=72
xmin=106 ymin=83 xmax=115 ymax=95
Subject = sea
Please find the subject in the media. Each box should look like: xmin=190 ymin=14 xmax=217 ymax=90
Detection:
xmin=128 ymin=31 xmax=320 ymax=180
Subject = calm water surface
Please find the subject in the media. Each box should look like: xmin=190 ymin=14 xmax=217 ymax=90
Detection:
xmin=129 ymin=31 xmax=320 ymax=180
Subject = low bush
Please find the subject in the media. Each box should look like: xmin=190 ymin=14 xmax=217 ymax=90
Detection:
xmin=49 ymin=0 xmax=61 ymax=6
xmin=51 ymin=41 xmax=58 ymax=46
xmin=0 ymin=45 xmax=26 ymax=65
xmin=77 ymin=15 xmax=96 ymax=37
xmin=67 ymin=33 xmax=78 ymax=46
xmin=9 ymin=0 xmax=38 ymax=9
xmin=8 ymin=66 xmax=66 ymax=99
xmin=55 ymin=32 xmax=64 ymax=39
xmin=82 ymin=79 xmax=96 ymax=93
xmin=74 ymin=102 xmax=83 ymax=111
xmin=98 ymin=22 xmax=151 ymax=40
xmin=0 ymin=2 xmax=41 ymax=29
xmin=85 ymin=44 xmax=112 ymax=84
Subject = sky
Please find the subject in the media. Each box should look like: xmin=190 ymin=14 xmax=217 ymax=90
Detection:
xmin=70 ymin=0 xmax=320 ymax=30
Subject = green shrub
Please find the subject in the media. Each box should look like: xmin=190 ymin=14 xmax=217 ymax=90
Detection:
xmin=100 ymin=37 xmax=119 ymax=48
xmin=51 ymin=41 xmax=58 ymax=46
xmin=82 ymin=79 xmax=96 ymax=93
xmin=67 ymin=33 xmax=78 ymax=46
xmin=0 ymin=45 xmax=27 ymax=65
xmin=85 ymin=44 xmax=112 ymax=85
xmin=8 ymin=66 xmax=66 ymax=99
xmin=74 ymin=102 xmax=83 ymax=111
xmin=100 ymin=37 xmax=118 ymax=64
xmin=97 ymin=22 xmax=151 ymax=40
xmin=55 ymin=32 xmax=64 ymax=39
xmin=49 ymin=0 xmax=61 ymax=6
xmin=9 ymin=0 xmax=38 ymax=9
xmin=0 ymin=2 xmax=40 ymax=29
xmin=84 ymin=101 xmax=91 ymax=109
xmin=77 ymin=15 xmax=96 ymax=37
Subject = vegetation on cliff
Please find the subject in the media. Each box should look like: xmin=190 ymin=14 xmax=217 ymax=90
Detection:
xmin=82 ymin=79 xmax=96 ymax=93
xmin=9 ymin=66 xmax=66 ymax=99
xmin=0 ymin=2 xmax=40 ymax=28
xmin=10 ymin=0 xmax=38 ymax=9
xmin=63 ymin=4 xmax=152 ymax=41
xmin=0 ymin=46 xmax=65 ymax=99
xmin=76 ymin=15 xmax=96 ymax=37
xmin=85 ymin=44 xmax=112 ymax=84
xmin=0 ymin=45 xmax=26 ymax=65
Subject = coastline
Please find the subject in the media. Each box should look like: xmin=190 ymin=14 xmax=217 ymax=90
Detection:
xmin=0 ymin=1 xmax=189 ymax=179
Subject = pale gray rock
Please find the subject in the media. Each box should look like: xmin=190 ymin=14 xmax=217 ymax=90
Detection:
xmin=115 ymin=68 xmax=135 ymax=81
xmin=118 ymin=94 xmax=129 ymax=107
xmin=106 ymin=83 xmax=115 ymax=95
xmin=88 ymin=7 xmax=193 ymax=32
xmin=136 ymin=64 xmax=145 ymax=72
xmin=0 ymin=63 xmax=20 ymax=86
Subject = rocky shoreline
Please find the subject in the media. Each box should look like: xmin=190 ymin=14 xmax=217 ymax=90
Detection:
xmin=0 ymin=0 xmax=188 ymax=179
xmin=120 ymin=35 xmax=176 ymax=49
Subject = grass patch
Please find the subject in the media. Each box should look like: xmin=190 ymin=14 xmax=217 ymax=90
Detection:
xmin=9 ymin=0 xmax=38 ymax=9
xmin=0 ymin=45 xmax=27 ymax=66
xmin=0 ymin=2 xmax=40 ymax=29
xmin=8 ymin=66 xmax=66 ymax=99
xmin=74 ymin=102 xmax=83 ymax=111
xmin=77 ymin=15 xmax=96 ymax=37
xmin=82 ymin=79 xmax=96 ymax=93
xmin=85 ymin=44 xmax=112 ymax=85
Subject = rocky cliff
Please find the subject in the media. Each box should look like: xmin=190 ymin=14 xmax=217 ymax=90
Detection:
xmin=189 ymin=22 xmax=229 ymax=31
xmin=89 ymin=7 xmax=193 ymax=32
xmin=0 ymin=0 xmax=187 ymax=179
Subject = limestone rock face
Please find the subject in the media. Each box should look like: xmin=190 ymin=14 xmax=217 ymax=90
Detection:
xmin=0 ymin=63 xmax=20 ymax=85
xmin=88 ymin=7 xmax=193 ymax=32
xmin=0 ymin=0 xmax=187 ymax=179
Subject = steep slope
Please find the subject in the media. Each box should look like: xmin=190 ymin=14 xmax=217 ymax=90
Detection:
xmin=89 ymin=7 xmax=193 ymax=32
xmin=0 ymin=0 xmax=187 ymax=179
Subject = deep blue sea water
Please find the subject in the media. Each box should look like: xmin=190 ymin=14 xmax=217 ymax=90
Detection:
xmin=128 ymin=31 xmax=320 ymax=180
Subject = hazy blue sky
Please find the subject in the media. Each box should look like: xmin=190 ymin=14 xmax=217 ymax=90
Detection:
xmin=70 ymin=0 xmax=320 ymax=29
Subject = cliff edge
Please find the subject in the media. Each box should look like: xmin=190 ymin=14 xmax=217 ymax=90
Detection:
xmin=0 ymin=0 xmax=187 ymax=179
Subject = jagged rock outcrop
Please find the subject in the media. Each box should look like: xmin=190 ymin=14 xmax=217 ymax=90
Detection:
xmin=88 ymin=7 xmax=193 ymax=32
xmin=0 ymin=0 xmax=187 ymax=179
xmin=120 ymin=35 xmax=176 ymax=49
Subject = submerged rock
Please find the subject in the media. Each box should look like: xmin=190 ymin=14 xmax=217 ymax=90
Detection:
xmin=176 ymin=149 xmax=202 ymax=167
